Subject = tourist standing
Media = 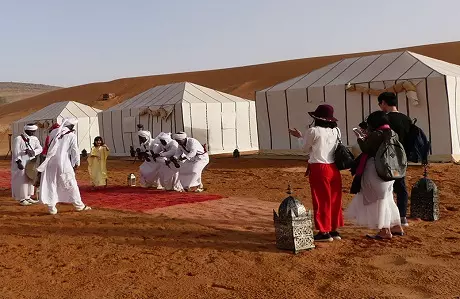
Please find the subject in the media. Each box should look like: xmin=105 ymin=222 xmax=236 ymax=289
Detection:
xmin=288 ymin=104 xmax=343 ymax=242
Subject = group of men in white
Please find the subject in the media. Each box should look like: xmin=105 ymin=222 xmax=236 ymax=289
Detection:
xmin=11 ymin=120 xmax=210 ymax=215
xmin=11 ymin=119 xmax=92 ymax=215
xmin=134 ymin=128 xmax=209 ymax=193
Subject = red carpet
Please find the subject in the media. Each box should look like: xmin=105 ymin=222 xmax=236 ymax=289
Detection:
xmin=80 ymin=186 xmax=224 ymax=213
xmin=0 ymin=170 xmax=10 ymax=189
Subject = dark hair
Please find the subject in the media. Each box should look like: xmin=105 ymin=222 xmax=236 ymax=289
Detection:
xmin=366 ymin=111 xmax=389 ymax=131
xmin=93 ymin=136 xmax=103 ymax=146
xmin=378 ymin=92 xmax=398 ymax=107
xmin=314 ymin=119 xmax=338 ymax=129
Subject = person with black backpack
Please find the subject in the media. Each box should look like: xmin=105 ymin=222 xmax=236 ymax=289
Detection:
xmin=345 ymin=111 xmax=405 ymax=240
xmin=378 ymin=92 xmax=412 ymax=227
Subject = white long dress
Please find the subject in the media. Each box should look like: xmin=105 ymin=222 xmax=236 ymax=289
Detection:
xmin=345 ymin=158 xmax=401 ymax=229
xmin=175 ymin=138 xmax=209 ymax=189
xmin=155 ymin=139 xmax=183 ymax=191
xmin=139 ymin=138 xmax=162 ymax=188
xmin=38 ymin=128 xmax=85 ymax=210
xmin=11 ymin=134 xmax=43 ymax=201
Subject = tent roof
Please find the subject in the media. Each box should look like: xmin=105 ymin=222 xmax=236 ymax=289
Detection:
xmin=14 ymin=101 xmax=101 ymax=123
xmin=261 ymin=51 xmax=460 ymax=92
xmin=108 ymin=82 xmax=250 ymax=111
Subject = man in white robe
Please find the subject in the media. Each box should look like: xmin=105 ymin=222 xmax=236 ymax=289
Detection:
xmin=171 ymin=132 xmax=209 ymax=192
xmin=37 ymin=118 xmax=91 ymax=215
xmin=152 ymin=132 xmax=183 ymax=192
xmin=137 ymin=130 xmax=163 ymax=188
xmin=11 ymin=124 xmax=43 ymax=206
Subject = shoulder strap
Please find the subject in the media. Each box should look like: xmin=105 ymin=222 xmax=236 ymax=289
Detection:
xmin=335 ymin=127 xmax=342 ymax=143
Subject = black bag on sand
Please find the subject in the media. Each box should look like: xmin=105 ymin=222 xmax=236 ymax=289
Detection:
xmin=334 ymin=129 xmax=355 ymax=170
xmin=410 ymin=166 xmax=440 ymax=221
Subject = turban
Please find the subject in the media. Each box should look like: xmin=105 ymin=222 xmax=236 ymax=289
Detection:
xmin=137 ymin=130 xmax=151 ymax=140
xmin=157 ymin=132 xmax=172 ymax=143
xmin=24 ymin=124 xmax=38 ymax=131
xmin=172 ymin=132 xmax=187 ymax=141
xmin=66 ymin=118 xmax=78 ymax=125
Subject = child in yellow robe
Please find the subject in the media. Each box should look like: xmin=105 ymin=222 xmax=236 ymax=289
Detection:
xmin=88 ymin=136 xmax=109 ymax=188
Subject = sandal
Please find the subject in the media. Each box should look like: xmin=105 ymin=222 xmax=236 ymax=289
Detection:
xmin=366 ymin=234 xmax=392 ymax=240
xmin=77 ymin=205 xmax=92 ymax=211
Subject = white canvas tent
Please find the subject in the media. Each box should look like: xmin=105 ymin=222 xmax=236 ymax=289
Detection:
xmin=99 ymin=82 xmax=258 ymax=156
xmin=256 ymin=51 xmax=460 ymax=162
xmin=12 ymin=101 xmax=101 ymax=153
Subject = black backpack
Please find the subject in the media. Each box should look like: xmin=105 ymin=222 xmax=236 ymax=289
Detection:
xmin=334 ymin=129 xmax=355 ymax=170
xmin=405 ymin=118 xmax=431 ymax=164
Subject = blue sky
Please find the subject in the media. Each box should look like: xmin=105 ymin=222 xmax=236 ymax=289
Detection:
xmin=1 ymin=0 xmax=459 ymax=87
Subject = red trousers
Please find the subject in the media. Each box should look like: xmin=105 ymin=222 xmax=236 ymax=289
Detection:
xmin=308 ymin=163 xmax=344 ymax=233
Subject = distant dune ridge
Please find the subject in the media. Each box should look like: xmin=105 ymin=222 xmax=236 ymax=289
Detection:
xmin=1 ymin=41 xmax=460 ymax=127
xmin=0 ymin=82 xmax=61 ymax=106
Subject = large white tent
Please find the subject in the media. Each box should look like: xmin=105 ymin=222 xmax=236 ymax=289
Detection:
xmin=99 ymin=82 xmax=258 ymax=156
xmin=256 ymin=51 xmax=460 ymax=162
xmin=12 ymin=101 xmax=101 ymax=153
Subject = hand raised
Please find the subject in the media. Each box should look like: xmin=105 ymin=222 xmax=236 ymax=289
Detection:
xmin=288 ymin=128 xmax=302 ymax=138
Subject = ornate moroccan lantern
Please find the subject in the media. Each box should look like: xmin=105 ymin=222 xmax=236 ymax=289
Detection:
xmin=273 ymin=185 xmax=315 ymax=253
xmin=410 ymin=166 xmax=439 ymax=221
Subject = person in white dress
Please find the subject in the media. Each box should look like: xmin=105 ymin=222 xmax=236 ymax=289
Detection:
xmin=152 ymin=132 xmax=183 ymax=192
xmin=37 ymin=118 xmax=91 ymax=215
xmin=345 ymin=111 xmax=404 ymax=240
xmin=11 ymin=124 xmax=43 ymax=206
xmin=171 ymin=132 xmax=209 ymax=192
xmin=137 ymin=130 xmax=163 ymax=188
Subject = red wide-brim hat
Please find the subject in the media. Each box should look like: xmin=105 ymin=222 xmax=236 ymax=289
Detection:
xmin=308 ymin=104 xmax=338 ymax=122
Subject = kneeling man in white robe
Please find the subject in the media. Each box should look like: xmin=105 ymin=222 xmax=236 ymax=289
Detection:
xmin=152 ymin=132 xmax=183 ymax=192
xmin=11 ymin=124 xmax=43 ymax=206
xmin=171 ymin=132 xmax=209 ymax=192
xmin=137 ymin=130 xmax=162 ymax=188
xmin=37 ymin=119 xmax=91 ymax=215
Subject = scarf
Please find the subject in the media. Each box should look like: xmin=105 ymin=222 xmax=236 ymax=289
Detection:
xmin=355 ymin=124 xmax=391 ymax=176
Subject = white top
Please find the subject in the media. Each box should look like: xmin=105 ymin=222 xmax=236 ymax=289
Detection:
xmin=298 ymin=126 xmax=340 ymax=164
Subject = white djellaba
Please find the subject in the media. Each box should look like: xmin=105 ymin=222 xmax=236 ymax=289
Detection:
xmin=137 ymin=130 xmax=163 ymax=188
xmin=11 ymin=124 xmax=43 ymax=206
xmin=36 ymin=118 xmax=91 ymax=215
xmin=172 ymin=132 xmax=209 ymax=192
xmin=153 ymin=132 xmax=183 ymax=192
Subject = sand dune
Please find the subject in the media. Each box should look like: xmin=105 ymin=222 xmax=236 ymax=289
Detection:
xmin=1 ymin=41 xmax=460 ymax=125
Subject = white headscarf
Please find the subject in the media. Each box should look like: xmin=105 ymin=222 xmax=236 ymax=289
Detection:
xmin=172 ymin=132 xmax=187 ymax=141
xmin=24 ymin=124 xmax=38 ymax=131
xmin=137 ymin=130 xmax=152 ymax=145
xmin=158 ymin=132 xmax=172 ymax=143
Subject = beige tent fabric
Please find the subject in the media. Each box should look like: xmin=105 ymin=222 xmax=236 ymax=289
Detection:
xmin=139 ymin=106 xmax=174 ymax=120
xmin=346 ymin=81 xmax=420 ymax=105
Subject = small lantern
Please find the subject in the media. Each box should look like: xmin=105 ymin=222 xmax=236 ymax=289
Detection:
xmin=127 ymin=173 xmax=136 ymax=187
xmin=410 ymin=166 xmax=439 ymax=221
xmin=273 ymin=185 xmax=315 ymax=254
xmin=233 ymin=149 xmax=240 ymax=158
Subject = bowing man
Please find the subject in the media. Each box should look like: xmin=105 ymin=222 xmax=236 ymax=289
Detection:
xmin=11 ymin=124 xmax=43 ymax=206
xmin=37 ymin=118 xmax=91 ymax=215
xmin=171 ymin=132 xmax=209 ymax=192
xmin=151 ymin=132 xmax=183 ymax=192
xmin=137 ymin=130 xmax=162 ymax=188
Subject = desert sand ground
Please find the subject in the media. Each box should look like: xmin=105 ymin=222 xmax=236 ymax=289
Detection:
xmin=1 ymin=157 xmax=460 ymax=299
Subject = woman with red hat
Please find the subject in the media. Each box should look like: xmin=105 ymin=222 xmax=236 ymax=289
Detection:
xmin=289 ymin=104 xmax=343 ymax=242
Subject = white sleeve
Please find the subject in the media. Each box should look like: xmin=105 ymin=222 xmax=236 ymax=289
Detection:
xmin=32 ymin=138 xmax=43 ymax=156
xmin=160 ymin=142 xmax=179 ymax=158
xmin=68 ymin=134 xmax=80 ymax=167
xmin=298 ymin=128 xmax=316 ymax=153
xmin=12 ymin=137 xmax=22 ymax=162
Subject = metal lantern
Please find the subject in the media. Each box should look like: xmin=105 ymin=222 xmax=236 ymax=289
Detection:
xmin=410 ymin=166 xmax=439 ymax=221
xmin=233 ymin=149 xmax=240 ymax=158
xmin=127 ymin=173 xmax=136 ymax=187
xmin=273 ymin=185 xmax=315 ymax=254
